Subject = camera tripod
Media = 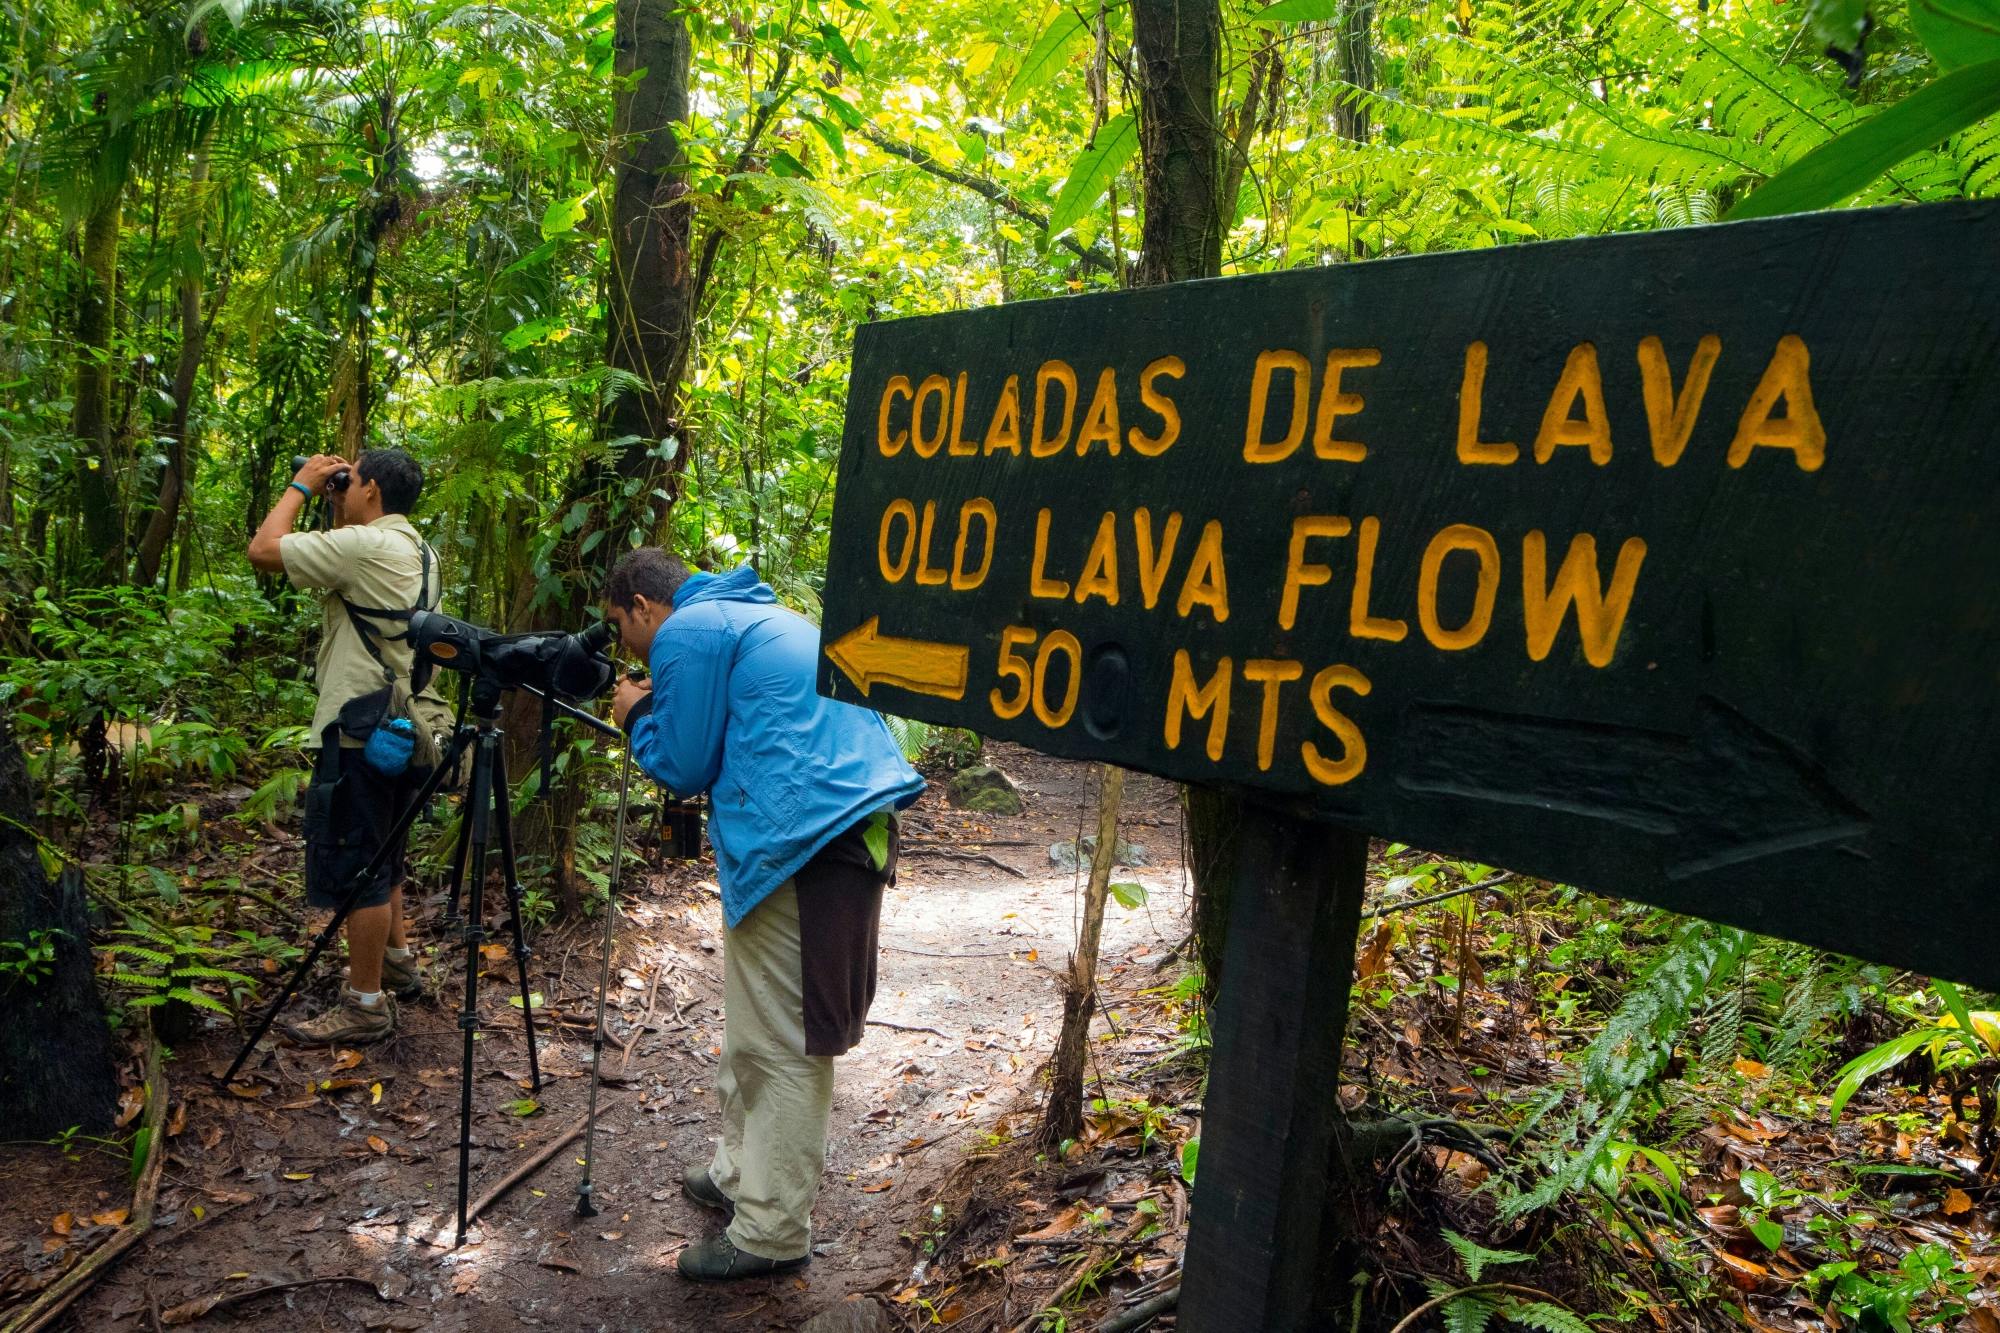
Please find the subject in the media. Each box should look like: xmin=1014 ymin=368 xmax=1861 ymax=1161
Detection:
xmin=222 ymin=676 xmax=612 ymax=1245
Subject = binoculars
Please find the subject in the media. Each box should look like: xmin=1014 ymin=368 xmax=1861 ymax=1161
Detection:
xmin=290 ymin=454 xmax=351 ymax=492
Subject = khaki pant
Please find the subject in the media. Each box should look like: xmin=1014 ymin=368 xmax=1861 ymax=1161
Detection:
xmin=707 ymin=882 xmax=834 ymax=1261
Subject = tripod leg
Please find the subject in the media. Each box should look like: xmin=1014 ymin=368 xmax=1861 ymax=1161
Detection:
xmin=488 ymin=739 xmax=542 ymax=1093
xmin=455 ymin=731 xmax=497 ymax=1248
xmin=440 ymin=741 xmax=479 ymax=934
xmin=223 ymin=732 xmax=471 ymax=1086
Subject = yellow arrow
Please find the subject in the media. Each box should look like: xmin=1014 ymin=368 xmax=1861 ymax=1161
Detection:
xmin=825 ymin=617 xmax=969 ymax=701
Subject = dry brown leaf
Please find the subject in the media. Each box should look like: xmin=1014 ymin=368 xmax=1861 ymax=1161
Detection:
xmin=1945 ymin=1188 xmax=1975 ymax=1216
xmin=1957 ymin=1310 xmax=2000 ymax=1333
xmin=367 ymin=1136 xmax=389 ymax=1154
xmin=861 ymin=1180 xmax=894 ymax=1194
xmin=114 ymin=1087 xmax=144 ymax=1128
xmin=225 ymin=1082 xmax=267 ymax=1100
xmin=331 ymin=1049 xmax=364 ymax=1071
xmin=201 ymin=1124 xmax=223 ymax=1150
xmin=1734 ymin=1057 xmax=1770 ymax=1078
xmin=90 ymin=1209 xmax=128 ymax=1227
xmin=1017 ymin=1204 xmax=1083 ymax=1241
xmin=1716 ymin=1251 xmax=1771 ymax=1292
xmin=50 ymin=1213 xmax=72 ymax=1236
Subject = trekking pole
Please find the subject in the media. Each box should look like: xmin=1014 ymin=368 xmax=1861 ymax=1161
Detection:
xmin=575 ymin=744 xmax=634 ymax=1218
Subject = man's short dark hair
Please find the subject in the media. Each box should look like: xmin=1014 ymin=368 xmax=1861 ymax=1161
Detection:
xmin=607 ymin=547 xmax=693 ymax=611
xmin=358 ymin=448 xmax=422 ymax=515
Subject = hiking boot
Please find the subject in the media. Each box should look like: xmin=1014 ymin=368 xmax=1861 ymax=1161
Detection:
xmin=282 ymin=989 xmax=396 ymax=1046
xmin=676 ymin=1232 xmax=808 ymax=1282
xmin=381 ymin=950 xmax=424 ymax=1002
xmin=682 ymin=1165 xmax=734 ymax=1216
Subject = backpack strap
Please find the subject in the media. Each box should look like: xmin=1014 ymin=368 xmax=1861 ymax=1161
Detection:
xmin=339 ymin=535 xmax=437 ymax=690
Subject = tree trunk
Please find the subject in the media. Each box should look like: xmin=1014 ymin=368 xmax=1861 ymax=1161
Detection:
xmin=73 ymin=189 xmax=125 ymax=584
xmin=1039 ymin=764 xmax=1127 ymax=1151
xmin=1131 ymin=0 xmax=1233 ymax=1003
xmin=1131 ymin=0 xmax=1224 ymax=289
xmin=500 ymin=0 xmax=694 ymax=915
xmin=133 ymin=147 xmax=211 ymax=588
xmin=1333 ymin=1 xmax=1375 ymax=144
xmin=0 ymin=711 xmax=119 ymax=1137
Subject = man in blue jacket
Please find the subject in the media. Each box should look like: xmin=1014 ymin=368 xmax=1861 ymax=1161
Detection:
xmin=606 ymin=548 xmax=925 ymax=1281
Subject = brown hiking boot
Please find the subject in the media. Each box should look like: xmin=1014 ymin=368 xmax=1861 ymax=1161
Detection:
xmin=381 ymin=950 xmax=424 ymax=1001
xmin=282 ymin=989 xmax=396 ymax=1046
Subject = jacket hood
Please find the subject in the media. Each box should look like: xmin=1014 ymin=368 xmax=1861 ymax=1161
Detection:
xmin=673 ymin=565 xmax=777 ymax=609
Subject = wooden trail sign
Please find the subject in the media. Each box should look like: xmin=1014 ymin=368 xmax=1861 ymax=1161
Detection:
xmin=820 ymin=199 xmax=2000 ymax=991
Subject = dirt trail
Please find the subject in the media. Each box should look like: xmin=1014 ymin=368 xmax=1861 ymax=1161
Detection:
xmin=5 ymin=748 xmax=1183 ymax=1331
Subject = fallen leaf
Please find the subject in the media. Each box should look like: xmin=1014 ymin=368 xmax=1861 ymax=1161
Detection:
xmin=226 ymin=1083 xmax=267 ymax=1100
xmin=50 ymin=1213 xmax=73 ymax=1236
xmin=367 ymin=1136 xmax=390 ymax=1154
xmin=283 ymin=1171 xmax=314 ymax=1181
xmin=538 ymin=1256 xmax=580 ymax=1274
xmin=114 ymin=1087 xmax=144 ymax=1128
xmin=1945 ymin=1187 xmax=1974 ymax=1215
xmin=91 ymin=1209 xmax=128 ymax=1227
xmin=1017 ymin=1204 xmax=1083 ymax=1241
xmin=861 ymin=1180 xmax=894 ymax=1194
xmin=370 ymin=1082 xmax=384 ymax=1106
xmin=332 ymin=1049 xmax=364 ymax=1071
xmin=166 ymin=1101 xmax=187 ymax=1137
xmin=1734 ymin=1057 xmax=1769 ymax=1078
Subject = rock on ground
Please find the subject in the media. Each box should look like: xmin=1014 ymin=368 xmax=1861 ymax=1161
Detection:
xmin=947 ymin=763 xmax=1023 ymax=816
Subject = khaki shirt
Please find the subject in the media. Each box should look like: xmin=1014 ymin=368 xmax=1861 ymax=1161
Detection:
xmin=280 ymin=515 xmax=441 ymax=747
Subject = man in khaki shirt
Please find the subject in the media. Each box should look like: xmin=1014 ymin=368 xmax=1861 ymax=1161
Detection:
xmin=248 ymin=449 xmax=440 ymax=1045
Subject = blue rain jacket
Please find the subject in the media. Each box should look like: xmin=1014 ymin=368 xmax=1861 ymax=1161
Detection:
xmin=624 ymin=567 xmax=926 ymax=927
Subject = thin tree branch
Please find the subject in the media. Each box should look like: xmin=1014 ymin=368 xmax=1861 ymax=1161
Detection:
xmin=859 ymin=125 xmax=1120 ymax=276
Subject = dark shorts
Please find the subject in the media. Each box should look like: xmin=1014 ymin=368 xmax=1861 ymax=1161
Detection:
xmin=797 ymin=812 xmax=900 ymax=1058
xmin=302 ymin=727 xmax=414 ymax=912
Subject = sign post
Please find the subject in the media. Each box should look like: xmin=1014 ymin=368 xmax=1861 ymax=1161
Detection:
xmin=818 ymin=199 xmax=2000 ymax=1328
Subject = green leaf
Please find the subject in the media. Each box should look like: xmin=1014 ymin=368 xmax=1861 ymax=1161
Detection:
xmin=1005 ymin=9 xmax=1087 ymax=107
xmin=1912 ymin=0 xmax=2000 ymax=70
xmin=1724 ymin=59 xmax=2000 ymax=220
xmin=819 ymin=23 xmax=863 ymax=74
xmin=508 ymin=991 xmax=546 ymax=1010
xmin=503 ymin=1097 xmax=542 ymax=1117
xmin=130 ymin=1125 xmax=152 ymax=1183
xmin=1046 ymin=112 xmax=1138 ymax=238
xmin=1934 ymin=979 xmax=1979 ymax=1048
xmin=1500 ymin=1301 xmax=1593 ymax=1333
xmin=1828 ymin=1027 xmax=1937 ymax=1121
xmin=502 ymin=317 xmax=565 ymax=352
xmin=863 ymin=811 xmax=890 ymax=870
xmin=539 ymin=190 xmax=595 ymax=240
xmin=1442 ymin=1295 xmax=1497 ymax=1333
xmin=1109 ymin=880 xmax=1148 ymax=910
xmin=1443 ymin=1229 xmax=1532 ymax=1282
xmin=1252 ymin=0 xmax=1340 ymax=22
xmin=1178 ymin=1137 xmax=1199 ymax=1185
xmin=1807 ymin=0 xmax=1870 ymax=49
xmin=1749 ymin=1216 xmax=1785 ymax=1251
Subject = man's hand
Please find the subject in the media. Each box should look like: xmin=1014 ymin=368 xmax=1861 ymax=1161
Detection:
xmin=612 ymin=676 xmax=653 ymax=730
xmin=292 ymin=453 xmax=349 ymax=496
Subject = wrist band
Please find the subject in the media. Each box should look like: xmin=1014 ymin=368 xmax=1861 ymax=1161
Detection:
xmin=289 ymin=480 xmax=315 ymax=501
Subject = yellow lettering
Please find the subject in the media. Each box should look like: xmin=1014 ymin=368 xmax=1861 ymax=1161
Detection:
xmin=948 ymin=372 xmax=978 ymax=456
xmin=1728 ymin=334 xmax=1825 ymax=472
xmin=1165 ymin=651 xmax=1233 ymax=761
xmin=1032 ymin=360 xmax=1078 ymax=458
xmin=1175 ymin=520 xmax=1230 ymax=623
xmin=951 ymin=498 xmax=997 ymax=591
xmin=1278 ymin=515 xmax=1352 ymax=631
xmin=1637 ymin=334 xmax=1720 ymax=467
xmin=1075 ymin=367 xmax=1122 ymax=456
xmin=1032 ymin=631 xmax=1083 ymax=728
xmin=983 ymin=375 xmax=1023 ymax=456
xmin=877 ymin=499 xmax=917 ymax=582
xmin=1073 ymin=512 xmax=1120 ymax=606
xmin=878 ymin=376 xmax=913 ymax=456
xmin=990 ymin=626 xmax=1036 ymax=720
xmin=1313 ymin=348 xmax=1380 ymax=462
xmin=1301 ymin=665 xmax=1371 ymax=786
xmin=1532 ymin=342 xmax=1613 ymax=465
xmin=1243 ymin=658 xmax=1303 ymax=772
xmin=1456 ymin=341 xmax=1518 ymax=465
xmin=1416 ymin=524 xmax=1499 ymax=651
xmin=914 ymin=501 xmax=948 ymax=586
xmin=1128 ymin=356 xmax=1185 ymax=456
xmin=912 ymin=374 xmax=950 ymax=459
xmin=1244 ymin=349 xmax=1311 ymax=463
xmin=1348 ymin=516 xmax=1408 ymax=642
xmin=1133 ymin=508 xmax=1183 ymax=610
xmin=1522 ymin=531 xmax=1649 ymax=668
xmin=1029 ymin=508 xmax=1071 ymax=600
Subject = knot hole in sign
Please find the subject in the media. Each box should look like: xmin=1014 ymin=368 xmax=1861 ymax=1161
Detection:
xmin=1081 ymin=643 xmax=1131 ymax=741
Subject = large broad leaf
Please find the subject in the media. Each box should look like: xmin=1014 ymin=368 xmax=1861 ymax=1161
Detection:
xmin=1006 ymin=8 xmax=1087 ymax=107
xmin=1827 ymin=1027 xmax=1937 ymax=1122
xmin=1912 ymin=0 xmax=2000 ymax=69
xmin=1252 ymin=0 xmax=1340 ymax=22
xmin=1724 ymin=59 xmax=2000 ymax=220
xmin=1045 ymin=112 xmax=1138 ymax=239
xmin=539 ymin=190 xmax=595 ymax=239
